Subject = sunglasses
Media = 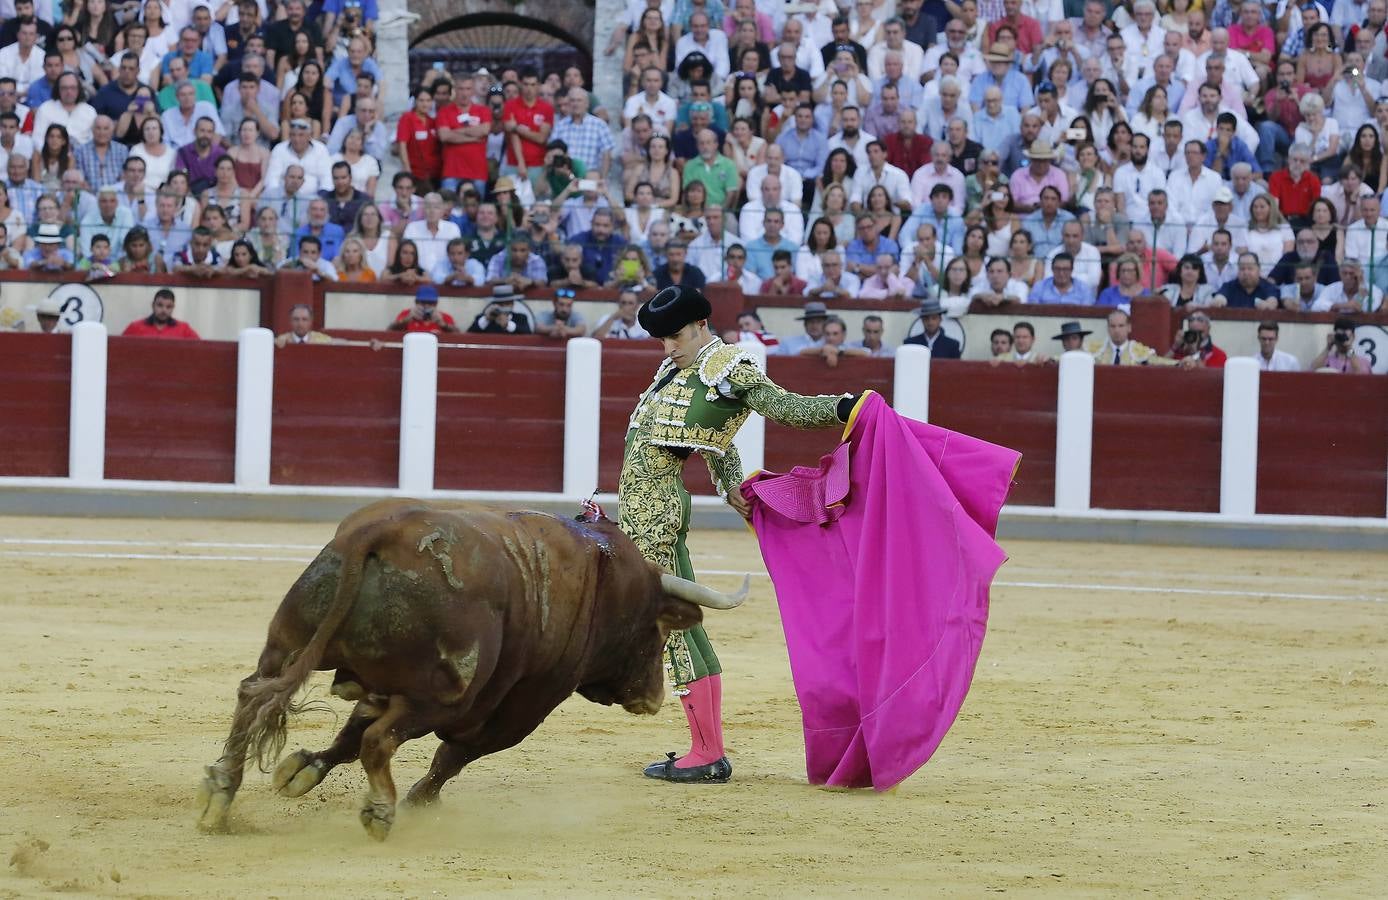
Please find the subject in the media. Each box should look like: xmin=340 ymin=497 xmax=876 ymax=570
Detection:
xmin=556 ymin=288 xmax=576 ymax=298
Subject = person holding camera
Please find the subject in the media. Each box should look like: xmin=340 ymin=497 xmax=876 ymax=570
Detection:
xmin=388 ymin=284 xmax=459 ymax=335
xmin=1168 ymin=310 xmax=1228 ymax=369
xmin=467 ymin=284 xmax=534 ymax=335
xmin=1310 ymin=318 xmax=1372 ymax=374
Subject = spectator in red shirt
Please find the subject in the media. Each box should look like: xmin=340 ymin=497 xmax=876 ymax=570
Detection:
xmin=394 ymin=87 xmax=440 ymax=193
xmin=501 ymin=68 xmax=554 ymax=189
xmin=884 ymin=108 xmax=931 ymax=177
xmin=388 ymin=284 xmax=458 ymax=334
xmin=434 ymin=78 xmax=492 ymax=199
xmin=1257 ymin=61 xmax=1309 ymax=172
xmin=1267 ymin=144 xmax=1321 ymax=227
xmin=759 ymin=249 xmax=808 ymax=295
xmin=1169 ymin=310 xmax=1228 ymax=369
xmin=122 ymin=289 xmax=201 ymax=339
xmin=987 ymin=0 xmax=1043 ymax=54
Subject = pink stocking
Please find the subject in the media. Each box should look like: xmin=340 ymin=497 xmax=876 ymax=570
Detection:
xmin=676 ymin=674 xmax=725 ymax=767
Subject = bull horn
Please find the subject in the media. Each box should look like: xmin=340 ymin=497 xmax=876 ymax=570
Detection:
xmin=661 ymin=573 xmax=751 ymax=610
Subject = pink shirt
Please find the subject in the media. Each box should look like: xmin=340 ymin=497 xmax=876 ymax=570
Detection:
xmin=1229 ymin=24 xmax=1274 ymax=55
xmin=1009 ymin=164 xmax=1071 ymax=208
xmin=860 ymin=272 xmax=915 ymax=299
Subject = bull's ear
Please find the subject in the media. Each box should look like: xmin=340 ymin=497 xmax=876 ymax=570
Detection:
xmin=658 ymin=597 xmax=703 ymax=634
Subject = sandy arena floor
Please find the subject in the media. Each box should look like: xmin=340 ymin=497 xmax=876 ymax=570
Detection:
xmin=0 ymin=514 xmax=1385 ymax=897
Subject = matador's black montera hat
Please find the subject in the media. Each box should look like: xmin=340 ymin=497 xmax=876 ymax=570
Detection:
xmin=638 ymin=285 xmax=713 ymax=338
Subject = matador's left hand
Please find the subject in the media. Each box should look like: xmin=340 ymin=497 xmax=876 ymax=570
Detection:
xmin=727 ymin=489 xmax=751 ymax=520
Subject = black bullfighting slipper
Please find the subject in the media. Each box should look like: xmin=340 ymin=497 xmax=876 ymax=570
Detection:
xmin=642 ymin=752 xmax=733 ymax=784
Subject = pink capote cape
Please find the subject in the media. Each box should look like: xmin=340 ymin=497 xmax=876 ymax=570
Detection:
xmin=742 ymin=392 xmax=1019 ymax=791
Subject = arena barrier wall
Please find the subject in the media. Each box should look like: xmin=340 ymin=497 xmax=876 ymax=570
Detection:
xmin=8 ymin=272 xmax=1386 ymax=371
xmin=5 ymin=323 xmax=1386 ymax=531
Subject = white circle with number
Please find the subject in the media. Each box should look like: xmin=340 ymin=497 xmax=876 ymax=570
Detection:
xmin=44 ymin=283 xmax=105 ymax=332
xmin=1354 ymin=325 xmax=1388 ymax=374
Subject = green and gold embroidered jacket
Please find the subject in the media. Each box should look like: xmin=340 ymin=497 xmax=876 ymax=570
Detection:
xmin=625 ymin=339 xmax=846 ymax=496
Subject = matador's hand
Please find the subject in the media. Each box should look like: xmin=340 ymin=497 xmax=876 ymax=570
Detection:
xmin=726 ymin=489 xmax=751 ymax=520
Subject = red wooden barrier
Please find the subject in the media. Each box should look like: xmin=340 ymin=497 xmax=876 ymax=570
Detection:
xmin=105 ymin=337 xmax=238 ymax=482
xmin=1091 ymin=366 xmax=1224 ymax=512
xmin=435 ymin=346 xmax=566 ymax=492
xmin=272 ymin=344 xmax=402 ymax=487
xmin=0 ymin=334 xmax=71 ymax=477
xmin=1257 ymin=373 xmax=1388 ymax=517
xmin=931 ymin=361 xmax=1058 ymax=507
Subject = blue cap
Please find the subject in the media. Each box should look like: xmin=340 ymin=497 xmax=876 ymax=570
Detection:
xmin=415 ymin=284 xmax=439 ymax=303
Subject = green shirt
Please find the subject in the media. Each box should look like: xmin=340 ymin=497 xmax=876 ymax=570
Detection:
xmin=158 ymin=80 xmax=217 ymax=112
xmin=681 ymin=156 xmax=740 ymax=207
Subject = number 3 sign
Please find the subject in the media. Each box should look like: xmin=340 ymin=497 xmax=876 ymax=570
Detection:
xmin=1355 ymin=325 xmax=1388 ymax=375
xmin=44 ymin=283 xmax=104 ymax=332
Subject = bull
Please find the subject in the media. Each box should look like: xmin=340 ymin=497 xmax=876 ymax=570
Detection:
xmin=196 ymin=500 xmax=747 ymax=840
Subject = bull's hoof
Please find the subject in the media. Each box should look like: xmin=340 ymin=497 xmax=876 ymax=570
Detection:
xmin=359 ymin=800 xmax=395 ymax=841
xmin=196 ymin=765 xmax=234 ymax=833
xmin=272 ymin=750 xmax=329 ymax=798
xmin=402 ymin=783 xmax=441 ymax=808
xmin=642 ymin=752 xmax=733 ymax=784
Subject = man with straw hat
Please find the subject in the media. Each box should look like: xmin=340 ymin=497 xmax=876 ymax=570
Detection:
xmin=1009 ymin=138 xmax=1071 ymax=213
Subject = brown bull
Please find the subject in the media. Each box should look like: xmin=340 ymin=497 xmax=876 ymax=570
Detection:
xmin=196 ymin=500 xmax=746 ymax=840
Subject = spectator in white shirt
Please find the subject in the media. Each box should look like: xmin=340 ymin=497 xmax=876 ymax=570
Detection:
xmin=674 ymin=12 xmax=730 ymax=81
xmin=1188 ymin=187 xmax=1249 ymax=254
xmin=1342 ymin=194 xmax=1388 ymax=267
xmin=738 ymin=173 xmax=805 ymax=245
xmin=160 ymin=80 xmax=223 ymax=148
xmin=826 ymin=105 xmax=875 ymax=171
xmin=622 ymin=67 xmax=677 ymax=133
xmin=32 ymin=72 xmax=96 ymax=145
xmin=849 ymin=140 xmax=912 ymax=214
xmin=866 ymin=17 xmax=925 ymax=81
xmin=970 ymin=256 xmax=1031 ymax=307
xmin=265 ymin=118 xmax=332 ymax=194
xmin=1252 ymin=321 xmax=1301 ymax=371
xmin=745 ymin=143 xmax=803 ymax=210
xmin=0 ymin=19 xmax=44 ymax=95
xmin=402 ymin=192 xmax=463 ymax=275
xmin=1045 ymin=220 xmax=1104 ymax=288
xmin=1111 ymin=132 xmax=1168 ymax=215
xmin=1164 ymin=138 xmax=1224 ymax=223
xmin=1131 ymin=187 xmax=1190 ymax=258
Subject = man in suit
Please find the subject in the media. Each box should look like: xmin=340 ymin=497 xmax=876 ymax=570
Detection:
xmin=902 ymin=299 xmax=961 ymax=358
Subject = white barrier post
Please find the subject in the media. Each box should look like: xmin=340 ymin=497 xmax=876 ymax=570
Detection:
xmin=397 ymin=332 xmax=438 ymax=494
xmin=893 ymin=343 xmax=931 ymax=423
xmin=1220 ymin=357 xmax=1260 ymax=516
xmin=733 ymin=339 xmax=767 ymax=475
xmin=68 ymin=321 xmax=108 ymax=483
xmin=234 ymin=327 xmax=274 ymax=487
xmin=563 ymin=337 xmax=603 ymax=497
xmin=1054 ymin=350 xmax=1095 ymax=511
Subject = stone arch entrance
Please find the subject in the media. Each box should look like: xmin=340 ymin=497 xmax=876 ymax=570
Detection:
xmin=409 ymin=3 xmax=595 ymax=85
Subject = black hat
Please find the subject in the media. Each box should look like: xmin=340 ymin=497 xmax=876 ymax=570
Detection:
xmin=638 ymin=285 xmax=713 ymax=337
xmin=1051 ymin=320 xmax=1093 ymax=340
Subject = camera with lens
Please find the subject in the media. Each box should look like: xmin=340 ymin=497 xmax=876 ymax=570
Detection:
xmin=1182 ymin=329 xmax=1200 ymax=344
xmin=1333 ymin=329 xmax=1353 ymax=346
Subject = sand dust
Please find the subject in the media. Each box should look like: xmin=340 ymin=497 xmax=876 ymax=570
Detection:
xmin=0 ymin=515 xmax=1385 ymax=897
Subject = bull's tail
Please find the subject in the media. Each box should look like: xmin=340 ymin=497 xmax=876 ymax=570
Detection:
xmin=236 ymin=521 xmax=395 ymax=772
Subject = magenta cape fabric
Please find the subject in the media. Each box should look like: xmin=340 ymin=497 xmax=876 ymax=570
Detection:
xmin=742 ymin=392 xmax=1019 ymax=791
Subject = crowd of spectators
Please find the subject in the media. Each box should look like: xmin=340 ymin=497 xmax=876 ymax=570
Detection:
xmin=0 ymin=0 xmax=1385 ymax=358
